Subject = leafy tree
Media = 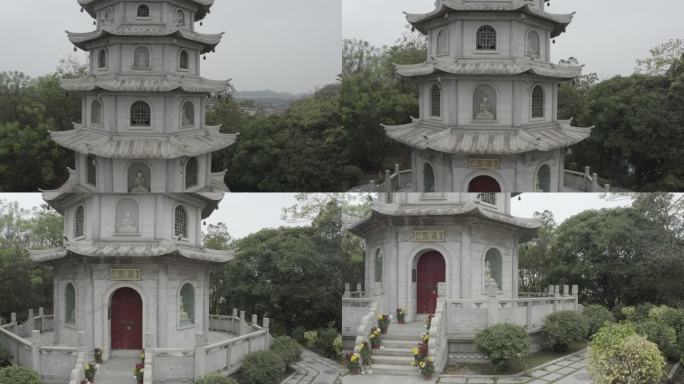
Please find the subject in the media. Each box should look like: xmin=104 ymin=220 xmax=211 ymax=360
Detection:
xmin=636 ymin=38 xmax=684 ymax=75
xmin=518 ymin=210 xmax=556 ymax=293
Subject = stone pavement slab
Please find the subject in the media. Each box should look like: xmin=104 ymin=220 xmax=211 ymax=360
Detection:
xmin=343 ymin=374 xmax=438 ymax=384
xmin=283 ymin=349 xmax=341 ymax=384
xmin=95 ymin=357 xmax=138 ymax=384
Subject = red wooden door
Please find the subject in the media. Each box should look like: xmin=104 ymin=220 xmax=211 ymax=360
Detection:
xmin=416 ymin=252 xmax=445 ymax=314
xmin=111 ymin=288 xmax=143 ymax=350
xmin=468 ymin=176 xmax=501 ymax=193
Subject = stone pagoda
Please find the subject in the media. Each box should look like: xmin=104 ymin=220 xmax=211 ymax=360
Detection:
xmin=342 ymin=193 xmax=579 ymax=375
xmin=384 ymin=0 xmax=593 ymax=193
xmin=28 ymin=0 xmax=245 ymax=366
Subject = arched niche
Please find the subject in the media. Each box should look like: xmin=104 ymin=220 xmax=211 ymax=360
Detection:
xmin=115 ymin=198 xmax=140 ymax=235
xmin=484 ymin=248 xmax=503 ymax=290
xmin=127 ymin=162 xmax=151 ymax=192
xmin=473 ymin=84 xmax=497 ymax=120
xmin=423 ymin=162 xmax=435 ymax=192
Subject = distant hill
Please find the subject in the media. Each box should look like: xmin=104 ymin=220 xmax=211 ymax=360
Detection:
xmin=233 ymin=90 xmax=311 ymax=110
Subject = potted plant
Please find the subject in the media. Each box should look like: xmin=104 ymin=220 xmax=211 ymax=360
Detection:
xmin=418 ymin=357 xmax=435 ymax=379
xmin=358 ymin=341 xmax=372 ymax=366
xmin=425 ymin=314 xmax=433 ymax=330
xmin=422 ymin=332 xmax=430 ymax=345
xmin=396 ymin=308 xmax=406 ymax=324
xmin=140 ymin=351 xmax=145 ymax=363
xmin=94 ymin=348 xmax=103 ymax=364
xmin=377 ymin=314 xmax=390 ymax=334
xmin=345 ymin=352 xmax=361 ymax=375
xmin=369 ymin=327 xmax=381 ymax=349
xmin=84 ymin=362 xmax=97 ymax=382
xmin=134 ymin=366 xmax=144 ymax=384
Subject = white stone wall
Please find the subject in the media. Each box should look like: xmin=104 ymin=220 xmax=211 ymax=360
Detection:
xmin=62 ymin=194 xmax=205 ymax=246
xmin=413 ymin=149 xmax=563 ymax=192
xmin=363 ymin=217 xmax=521 ymax=322
xmin=52 ymin=258 xmax=211 ymax=358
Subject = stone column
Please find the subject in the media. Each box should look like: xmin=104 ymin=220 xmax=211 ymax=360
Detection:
xmin=460 ymin=226 xmax=472 ymax=299
xmin=157 ymin=264 xmax=168 ymax=347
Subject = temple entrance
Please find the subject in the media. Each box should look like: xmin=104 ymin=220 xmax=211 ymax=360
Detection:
xmin=110 ymin=288 xmax=143 ymax=350
xmin=468 ymin=176 xmax=501 ymax=193
xmin=416 ymin=251 xmax=446 ymax=314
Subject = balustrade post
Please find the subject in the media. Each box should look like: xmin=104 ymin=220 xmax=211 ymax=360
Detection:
xmin=385 ymin=170 xmax=392 ymax=194
xmin=356 ymin=283 xmax=363 ymax=297
xmin=31 ymin=330 xmax=40 ymax=371
xmin=251 ymin=314 xmax=258 ymax=327
xmin=572 ymin=284 xmax=579 ymax=311
xmin=343 ymin=283 xmax=351 ymax=298
xmin=592 ymin=173 xmax=599 ymax=192
xmin=10 ymin=313 xmax=16 ymax=333
xmin=38 ymin=308 xmax=44 ymax=332
xmin=526 ymin=301 xmax=533 ymax=330
xmin=193 ymin=332 xmax=207 ymax=381
xmin=232 ymin=308 xmax=238 ymax=333
xmin=27 ymin=309 xmax=34 ymax=332
xmin=562 ymin=285 xmax=569 ymax=297
xmin=239 ymin=311 xmax=248 ymax=335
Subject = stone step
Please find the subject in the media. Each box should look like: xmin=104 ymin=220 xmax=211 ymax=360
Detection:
xmin=371 ymin=363 xmax=420 ymax=377
xmin=381 ymin=332 xmax=424 ymax=341
xmin=372 ymin=354 xmax=415 ymax=366
xmin=381 ymin=339 xmax=420 ymax=349
xmin=373 ymin=346 xmax=414 ymax=357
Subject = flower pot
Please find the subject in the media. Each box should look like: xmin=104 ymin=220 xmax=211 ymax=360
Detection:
xmin=380 ymin=326 xmax=388 ymax=334
xmin=398 ymin=319 xmax=405 ymax=324
xmin=350 ymin=367 xmax=361 ymax=375
xmin=422 ymin=374 xmax=432 ymax=380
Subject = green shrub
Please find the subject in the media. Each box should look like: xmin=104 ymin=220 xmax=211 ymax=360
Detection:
xmin=195 ymin=374 xmax=238 ymax=384
xmin=0 ymin=366 xmax=41 ymax=384
xmin=582 ymin=305 xmax=615 ymax=338
xmin=650 ymin=306 xmax=684 ymax=335
xmin=542 ymin=311 xmax=588 ymax=351
xmin=475 ymin=323 xmax=530 ymax=367
xmin=271 ymin=336 xmax=302 ymax=367
xmin=303 ymin=331 xmax=317 ymax=349
xmin=314 ymin=328 xmax=339 ymax=359
xmin=0 ymin=346 xmax=11 ymax=368
xmin=241 ymin=350 xmax=286 ymax=384
xmin=333 ymin=334 xmax=342 ymax=358
xmin=292 ymin=327 xmax=306 ymax=344
xmin=588 ymin=323 xmax=665 ymax=384
xmin=635 ymin=319 xmax=680 ymax=361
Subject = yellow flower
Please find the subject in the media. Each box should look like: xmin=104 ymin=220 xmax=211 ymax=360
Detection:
xmin=350 ymin=355 xmax=358 ymax=362
xmin=410 ymin=361 xmax=415 ymax=366
xmin=411 ymin=347 xmax=419 ymax=355
xmin=419 ymin=361 xmax=425 ymax=368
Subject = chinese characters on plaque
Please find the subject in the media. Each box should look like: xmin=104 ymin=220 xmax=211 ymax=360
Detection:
xmin=110 ymin=269 xmax=142 ymax=281
xmin=414 ymin=230 xmax=445 ymax=242
xmin=468 ymin=159 xmax=500 ymax=169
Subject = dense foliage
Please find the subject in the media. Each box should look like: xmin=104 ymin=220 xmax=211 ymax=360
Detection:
xmin=0 ymin=201 xmax=62 ymax=321
xmin=587 ymin=323 xmax=665 ymax=384
xmin=542 ymin=311 xmax=588 ymax=350
xmin=0 ymin=346 xmax=11 ymax=368
xmin=474 ymin=323 xmax=530 ymax=367
xmin=194 ymin=374 xmax=238 ymax=384
xmin=239 ymin=350 xmax=286 ymax=384
xmin=519 ymin=193 xmax=684 ymax=308
xmin=270 ymin=336 xmax=302 ymax=367
xmin=0 ymin=366 xmax=41 ymax=384
xmin=581 ymin=305 xmax=615 ymax=338
xmin=635 ymin=319 xmax=680 ymax=361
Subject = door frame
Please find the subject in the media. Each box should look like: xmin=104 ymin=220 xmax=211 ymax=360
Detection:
xmin=102 ymin=283 xmax=147 ymax=360
xmin=411 ymin=248 xmax=448 ymax=319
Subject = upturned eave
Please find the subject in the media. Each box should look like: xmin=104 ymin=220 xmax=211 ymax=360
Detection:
xmin=77 ymin=0 xmax=215 ymax=21
xmin=67 ymin=27 xmax=223 ymax=53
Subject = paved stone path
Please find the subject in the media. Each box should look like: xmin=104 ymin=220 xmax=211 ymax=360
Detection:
xmin=438 ymin=350 xmax=591 ymax=384
xmin=282 ymin=349 xmax=342 ymax=384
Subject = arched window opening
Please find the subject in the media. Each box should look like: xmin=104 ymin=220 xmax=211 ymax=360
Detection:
xmin=185 ymin=157 xmax=198 ymax=189
xmin=130 ymin=101 xmax=151 ymax=126
xmin=74 ymin=206 xmax=85 ymax=238
xmin=527 ymin=30 xmax=540 ymax=57
xmin=436 ymin=29 xmax=448 ymax=56
xmin=174 ymin=206 xmax=188 ymax=238
xmin=133 ymin=46 xmax=150 ymax=68
xmin=115 ymin=198 xmax=140 ymax=234
xmin=181 ymin=101 xmax=195 ymax=125
xmin=473 ymin=84 xmax=497 ymax=120
xmin=476 ymin=25 xmax=497 ymax=51
xmin=128 ymin=162 xmax=151 ymax=192
xmin=86 ymin=155 xmax=97 ymax=186
xmin=536 ymin=164 xmax=551 ymax=192
xmin=65 ymin=283 xmax=76 ymax=325
xmin=484 ymin=248 xmax=503 ymax=290
xmin=374 ymin=250 xmax=383 ymax=283
xmin=531 ymin=85 xmax=544 ymax=118
xmin=98 ymin=49 xmax=107 ymax=69
xmin=179 ymin=283 xmax=195 ymax=326
xmin=430 ymin=85 xmax=441 ymax=117
xmin=423 ymin=163 xmax=435 ymax=192
xmin=176 ymin=9 xmax=186 ymax=26
xmin=179 ymin=50 xmax=190 ymax=70
xmin=137 ymin=4 xmax=150 ymax=18
xmin=91 ymin=100 xmax=102 ymax=125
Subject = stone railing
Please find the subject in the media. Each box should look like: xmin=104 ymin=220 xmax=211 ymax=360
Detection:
xmin=67 ymin=351 xmax=86 ymax=384
xmin=350 ymin=164 xmax=412 ymax=195
xmin=352 ymin=301 xmax=378 ymax=365
xmin=564 ymin=166 xmax=610 ymax=192
xmin=153 ymin=311 xmax=271 ymax=383
xmin=427 ymin=297 xmax=448 ymax=372
xmin=445 ymin=283 xmax=579 ymax=338
xmin=341 ymin=297 xmax=375 ymax=338
xmin=342 ymin=283 xmax=365 ymax=299
xmin=2 ymin=311 xmax=81 ymax=384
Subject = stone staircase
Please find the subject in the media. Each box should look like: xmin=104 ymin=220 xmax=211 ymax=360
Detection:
xmin=371 ymin=318 xmax=426 ymax=376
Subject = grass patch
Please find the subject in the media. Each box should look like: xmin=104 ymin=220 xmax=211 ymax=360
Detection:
xmin=444 ymin=341 xmax=587 ymax=376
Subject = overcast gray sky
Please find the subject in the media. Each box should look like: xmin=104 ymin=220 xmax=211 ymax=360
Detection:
xmin=5 ymin=193 xmax=677 ymax=240
xmin=0 ymin=0 xmax=341 ymax=94
xmin=343 ymin=0 xmax=684 ymax=79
